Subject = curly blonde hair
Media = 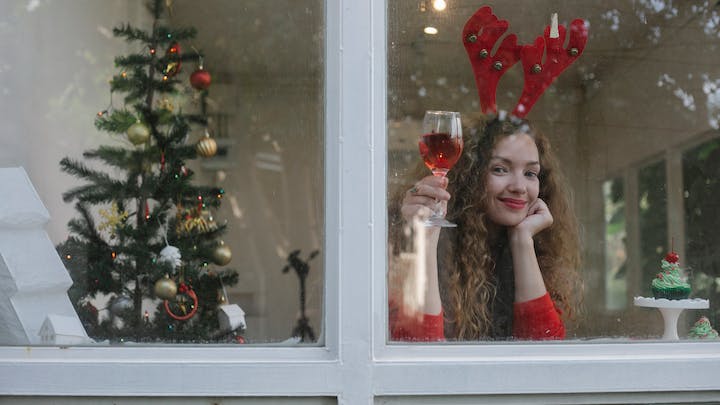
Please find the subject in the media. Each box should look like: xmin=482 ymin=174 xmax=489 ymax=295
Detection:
xmin=389 ymin=116 xmax=582 ymax=340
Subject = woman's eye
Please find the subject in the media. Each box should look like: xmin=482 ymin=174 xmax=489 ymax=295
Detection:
xmin=492 ymin=166 xmax=508 ymax=174
xmin=525 ymin=171 xmax=538 ymax=178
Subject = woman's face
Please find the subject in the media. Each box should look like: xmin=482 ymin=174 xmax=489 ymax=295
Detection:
xmin=484 ymin=133 xmax=541 ymax=226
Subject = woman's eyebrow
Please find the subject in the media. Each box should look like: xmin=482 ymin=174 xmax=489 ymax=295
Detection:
xmin=490 ymin=156 xmax=540 ymax=167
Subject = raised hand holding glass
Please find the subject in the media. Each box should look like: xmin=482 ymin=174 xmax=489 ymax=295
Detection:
xmin=418 ymin=110 xmax=463 ymax=227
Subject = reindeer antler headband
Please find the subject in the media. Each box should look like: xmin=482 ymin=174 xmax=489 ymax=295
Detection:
xmin=463 ymin=6 xmax=588 ymax=118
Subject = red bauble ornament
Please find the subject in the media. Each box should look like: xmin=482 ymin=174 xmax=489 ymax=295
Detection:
xmin=665 ymin=251 xmax=679 ymax=263
xmin=190 ymin=68 xmax=212 ymax=90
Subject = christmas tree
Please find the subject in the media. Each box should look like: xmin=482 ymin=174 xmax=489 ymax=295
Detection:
xmin=57 ymin=0 xmax=243 ymax=343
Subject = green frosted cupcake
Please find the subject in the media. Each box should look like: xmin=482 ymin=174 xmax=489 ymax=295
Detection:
xmin=688 ymin=316 xmax=719 ymax=339
xmin=651 ymin=255 xmax=691 ymax=300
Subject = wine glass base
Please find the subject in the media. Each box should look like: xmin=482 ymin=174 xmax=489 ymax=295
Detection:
xmin=424 ymin=218 xmax=457 ymax=228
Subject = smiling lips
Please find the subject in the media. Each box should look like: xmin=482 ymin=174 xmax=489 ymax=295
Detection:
xmin=500 ymin=197 xmax=527 ymax=210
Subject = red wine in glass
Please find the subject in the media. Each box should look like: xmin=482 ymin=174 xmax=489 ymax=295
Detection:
xmin=419 ymin=132 xmax=463 ymax=175
xmin=418 ymin=111 xmax=463 ymax=227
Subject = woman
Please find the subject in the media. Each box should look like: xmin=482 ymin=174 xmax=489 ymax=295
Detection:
xmin=388 ymin=116 xmax=581 ymax=341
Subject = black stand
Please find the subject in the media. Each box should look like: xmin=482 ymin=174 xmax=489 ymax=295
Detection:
xmin=283 ymin=249 xmax=319 ymax=342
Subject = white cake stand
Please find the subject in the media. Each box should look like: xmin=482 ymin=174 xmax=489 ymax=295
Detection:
xmin=634 ymin=296 xmax=709 ymax=340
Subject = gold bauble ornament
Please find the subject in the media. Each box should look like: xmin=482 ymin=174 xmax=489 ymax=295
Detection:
xmin=196 ymin=133 xmax=217 ymax=158
xmin=154 ymin=274 xmax=177 ymax=300
xmin=127 ymin=122 xmax=150 ymax=145
xmin=212 ymin=241 xmax=232 ymax=266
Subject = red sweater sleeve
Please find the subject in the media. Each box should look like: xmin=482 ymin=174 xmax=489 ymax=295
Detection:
xmin=389 ymin=293 xmax=564 ymax=341
xmin=512 ymin=292 xmax=565 ymax=340
xmin=389 ymin=300 xmax=445 ymax=341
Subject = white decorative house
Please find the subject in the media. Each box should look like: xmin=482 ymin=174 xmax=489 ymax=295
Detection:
xmin=0 ymin=167 xmax=89 ymax=345
xmin=218 ymin=303 xmax=246 ymax=332
xmin=38 ymin=314 xmax=89 ymax=346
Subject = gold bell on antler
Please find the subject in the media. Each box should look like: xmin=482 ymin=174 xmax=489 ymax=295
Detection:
xmin=196 ymin=130 xmax=217 ymax=158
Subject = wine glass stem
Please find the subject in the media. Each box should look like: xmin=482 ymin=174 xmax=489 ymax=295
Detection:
xmin=430 ymin=170 xmax=448 ymax=217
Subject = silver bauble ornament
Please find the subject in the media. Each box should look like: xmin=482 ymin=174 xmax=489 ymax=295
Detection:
xmin=212 ymin=241 xmax=232 ymax=266
xmin=127 ymin=122 xmax=150 ymax=145
xmin=110 ymin=295 xmax=133 ymax=315
xmin=154 ymin=274 xmax=178 ymax=300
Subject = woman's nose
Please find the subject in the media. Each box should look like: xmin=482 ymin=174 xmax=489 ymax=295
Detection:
xmin=507 ymin=173 xmax=527 ymax=193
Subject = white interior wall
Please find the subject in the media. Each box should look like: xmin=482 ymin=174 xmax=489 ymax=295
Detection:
xmin=0 ymin=0 xmax=145 ymax=243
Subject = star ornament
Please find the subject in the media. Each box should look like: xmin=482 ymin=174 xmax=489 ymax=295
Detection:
xmin=98 ymin=201 xmax=129 ymax=237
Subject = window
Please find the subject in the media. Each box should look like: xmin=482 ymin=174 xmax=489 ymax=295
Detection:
xmin=2 ymin=1 xmax=720 ymax=403
xmin=388 ymin=1 xmax=720 ymax=342
xmin=0 ymin=0 xmax=324 ymax=346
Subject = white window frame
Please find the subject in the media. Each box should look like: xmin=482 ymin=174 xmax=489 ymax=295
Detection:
xmin=1 ymin=1 xmax=720 ymax=403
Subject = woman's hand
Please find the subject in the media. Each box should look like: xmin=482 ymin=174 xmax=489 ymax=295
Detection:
xmin=509 ymin=198 xmax=553 ymax=242
xmin=400 ymin=175 xmax=451 ymax=223
xmin=509 ymin=198 xmax=553 ymax=302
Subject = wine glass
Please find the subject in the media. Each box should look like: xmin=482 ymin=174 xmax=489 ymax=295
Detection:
xmin=418 ymin=110 xmax=463 ymax=227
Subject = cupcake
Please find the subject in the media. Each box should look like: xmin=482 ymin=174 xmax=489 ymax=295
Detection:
xmin=650 ymin=251 xmax=691 ymax=300
xmin=688 ymin=316 xmax=719 ymax=339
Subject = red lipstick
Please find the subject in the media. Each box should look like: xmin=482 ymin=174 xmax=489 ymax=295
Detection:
xmin=500 ymin=198 xmax=526 ymax=210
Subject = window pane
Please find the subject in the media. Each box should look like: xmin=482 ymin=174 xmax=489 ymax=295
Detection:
xmin=604 ymin=178 xmax=627 ymax=311
xmin=684 ymin=138 xmax=720 ymax=332
xmin=388 ymin=1 xmax=720 ymax=342
xmin=0 ymin=0 xmax=324 ymax=345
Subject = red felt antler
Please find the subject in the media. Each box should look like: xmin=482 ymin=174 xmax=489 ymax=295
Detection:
xmin=463 ymin=7 xmax=588 ymax=118
xmin=512 ymin=19 xmax=588 ymax=117
xmin=462 ymin=6 xmax=521 ymax=115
